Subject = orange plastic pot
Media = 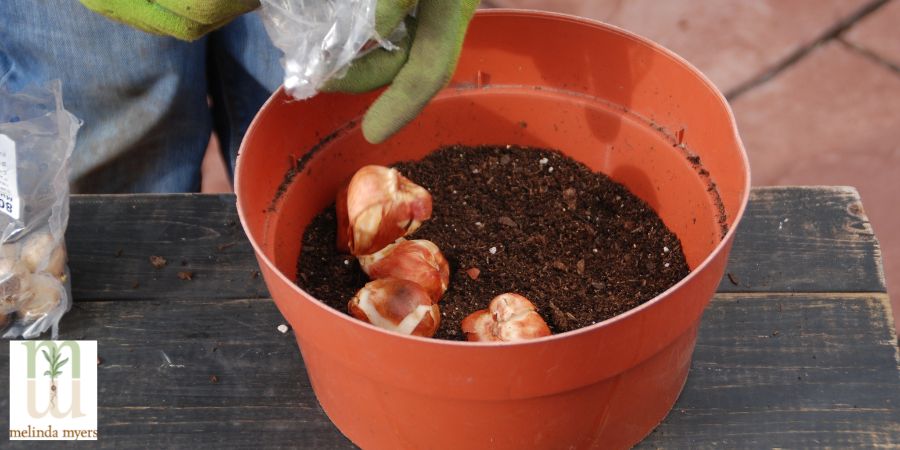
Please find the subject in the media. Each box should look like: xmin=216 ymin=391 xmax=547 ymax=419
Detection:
xmin=236 ymin=10 xmax=750 ymax=449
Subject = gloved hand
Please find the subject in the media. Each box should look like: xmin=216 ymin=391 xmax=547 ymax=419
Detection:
xmin=78 ymin=0 xmax=259 ymax=41
xmin=79 ymin=0 xmax=479 ymax=144
xmin=323 ymin=0 xmax=480 ymax=143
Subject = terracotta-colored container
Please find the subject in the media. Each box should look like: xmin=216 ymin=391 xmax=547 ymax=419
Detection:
xmin=236 ymin=10 xmax=750 ymax=449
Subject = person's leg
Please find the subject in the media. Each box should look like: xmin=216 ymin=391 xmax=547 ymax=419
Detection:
xmin=0 ymin=0 xmax=211 ymax=193
xmin=206 ymin=12 xmax=283 ymax=178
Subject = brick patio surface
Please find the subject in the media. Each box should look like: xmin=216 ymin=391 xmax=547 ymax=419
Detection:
xmin=203 ymin=0 xmax=900 ymax=329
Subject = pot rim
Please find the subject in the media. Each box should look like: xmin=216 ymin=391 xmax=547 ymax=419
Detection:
xmin=235 ymin=8 xmax=752 ymax=347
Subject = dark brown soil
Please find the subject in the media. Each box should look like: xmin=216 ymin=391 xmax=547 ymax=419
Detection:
xmin=296 ymin=145 xmax=690 ymax=340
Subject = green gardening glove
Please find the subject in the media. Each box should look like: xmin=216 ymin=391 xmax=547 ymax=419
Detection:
xmin=322 ymin=0 xmax=480 ymax=143
xmin=78 ymin=0 xmax=259 ymax=41
xmin=80 ymin=0 xmax=478 ymax=144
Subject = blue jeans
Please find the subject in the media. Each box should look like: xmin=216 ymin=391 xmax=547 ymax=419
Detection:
xmin=0 ymin=1 xmax=283 ymax=193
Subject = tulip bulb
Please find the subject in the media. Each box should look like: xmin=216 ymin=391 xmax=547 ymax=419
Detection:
xmin=21 ymin=232 xmax=53 ymax=272
xmin=462 ymin=293 xmax=552 ymax=342
xmin=358 ymin=238 xmax=450 ymax=302
xmin=0 ymin=243 xmax=17 ymax=266
xmin=21 ymin=232 xmax=66 ymax=278
xmin=0 ymin=262 xmax=29 ymax=306
xmin=45 ymin=244 xmax=67 ymax=279
xmin=336 ymin=165 xmax=432 ymax=256
xmin=348 ymin=278 xmax=440 ymax=337
xmin=17 ymin=274 xmax=62 ymax=321
xmin=0 ymin=244 xmax=21 ymax=297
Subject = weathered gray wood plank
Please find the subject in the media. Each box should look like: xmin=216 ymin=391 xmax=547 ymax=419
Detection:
xmin=84 ymin=407 xmax=354 ymax=449
xmin=15 ymin=187 xmax=884 ymax=447
xmin=641 ymin=292 xmax=900 ymax=449
xmin=0 ymin=297 xmax=354 ymax=448
xmin=1 ymin=292 xmax=897 ymax=448
xmin=717 ymin=186 xmax=885 ymax=293
xmin=66 ymin=195 xmax=269 ymax=301
xmin=63 ymin=187 xmax=885 ymax=302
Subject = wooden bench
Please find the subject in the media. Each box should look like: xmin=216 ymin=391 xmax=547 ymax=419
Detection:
xmin=1 ymin=186 xmax=897 ymax=448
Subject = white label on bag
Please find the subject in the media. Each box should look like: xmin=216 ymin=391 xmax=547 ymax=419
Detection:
xmin=0 ymin=134 xmax=20 ymax=220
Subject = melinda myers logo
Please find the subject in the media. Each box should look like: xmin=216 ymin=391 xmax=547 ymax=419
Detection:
xmin=9 ymin=341 xmax=98 ymax=440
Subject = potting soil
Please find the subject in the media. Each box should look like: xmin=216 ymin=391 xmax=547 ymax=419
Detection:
xmin=296 ymin=145 xmax=689 ymax=340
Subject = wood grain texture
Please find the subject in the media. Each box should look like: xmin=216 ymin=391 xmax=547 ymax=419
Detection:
xmin=641 ymin=293 xmax=900 ymax=449
xmin=63 ymin=187 xmax=885 ymax=303
xmin=1 ymin=187 xmax=889 ymax=448
xmin=66 ymin=195 xmax=269 ymax=301
xmin=0 ymin=297 xmax=354 ymax=449
xmin=0 ymin=293 xmax=897 ymax=448
xmin=716 ymin=186 xmax=885 ymax=293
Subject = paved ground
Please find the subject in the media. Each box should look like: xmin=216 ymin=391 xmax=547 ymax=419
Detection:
xmin=202 ymin=0 xmax=900 ymax=329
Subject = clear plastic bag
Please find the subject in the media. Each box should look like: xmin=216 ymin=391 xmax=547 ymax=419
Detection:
xmin=259 ymin=0 xmax=384 ymax=99
xmin=0 ymin=80 xmax=80 ymax=338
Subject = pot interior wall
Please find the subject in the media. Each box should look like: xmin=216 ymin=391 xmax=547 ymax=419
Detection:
xmin=237 ymin=12 xmax=750 ymax=325
xmin=263 ymin=86 xmax=723 ymax=280
xmin=244 ymin=12 xmax=747 ymax=287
